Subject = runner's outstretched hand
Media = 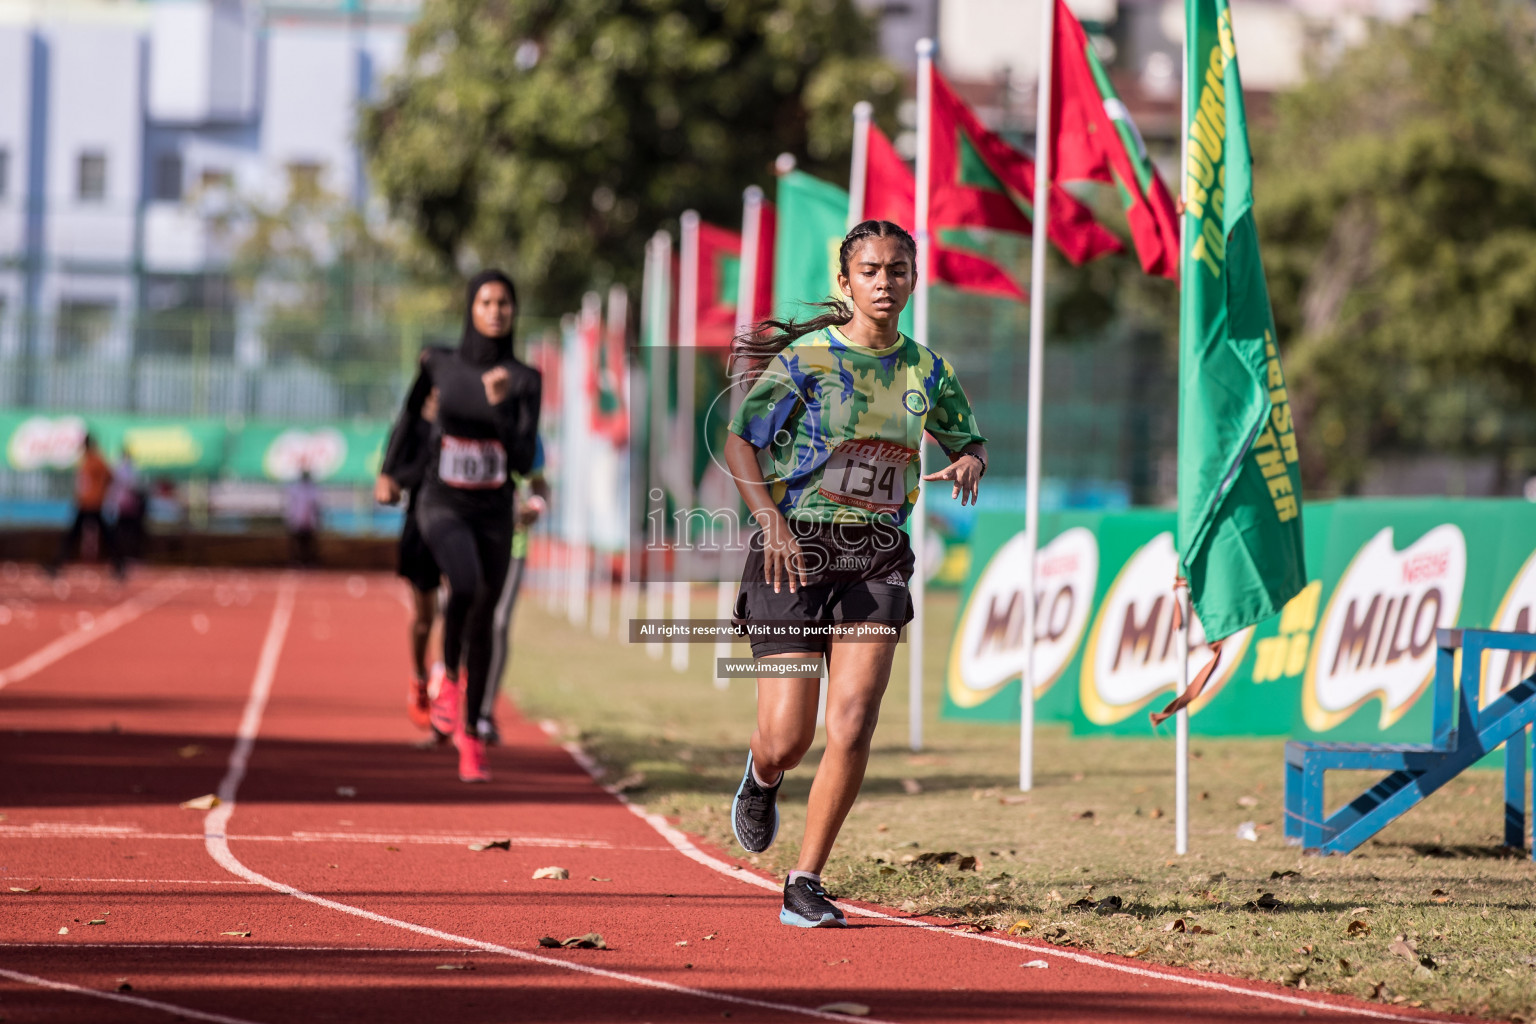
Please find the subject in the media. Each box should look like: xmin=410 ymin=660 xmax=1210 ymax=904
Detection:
xmin=923 ymin=454 xmax=983 ymax=506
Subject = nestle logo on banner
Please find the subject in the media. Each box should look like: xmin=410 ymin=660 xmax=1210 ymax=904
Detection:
xmin=1401 ymin=549 xmax=1450 ymax=584
xmin=1039 ymin=553 xmax=1079 ymax=577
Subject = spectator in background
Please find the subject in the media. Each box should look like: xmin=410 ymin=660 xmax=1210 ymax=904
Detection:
xmin=50 ymin=433 xmax=125 ymax=579
xmin=111 ymin=446 xmax=148 ymax=562
xmin=284 ymin=468 xmax=323 ymax=567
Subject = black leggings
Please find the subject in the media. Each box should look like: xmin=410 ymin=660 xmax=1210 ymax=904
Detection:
xmin=417 ymin=501 xmax=512 ymax=733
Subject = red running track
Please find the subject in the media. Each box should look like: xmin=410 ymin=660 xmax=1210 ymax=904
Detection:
xmin=0 ymin=568 xmax=1472 ymax=1023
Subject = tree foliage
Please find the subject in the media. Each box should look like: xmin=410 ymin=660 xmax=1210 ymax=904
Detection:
xmin=1257 ymin=0 xmax=1536 ymax=493
xmin=361 ymin=0 xmax=899 ymax=315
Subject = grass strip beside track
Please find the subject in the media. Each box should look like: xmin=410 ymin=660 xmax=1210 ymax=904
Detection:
xmin=509 ymin=588 xmax=1536 ymax=1023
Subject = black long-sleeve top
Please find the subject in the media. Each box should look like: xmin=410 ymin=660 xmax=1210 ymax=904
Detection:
xmin=381 ymin=346 xmax=542 ymax=517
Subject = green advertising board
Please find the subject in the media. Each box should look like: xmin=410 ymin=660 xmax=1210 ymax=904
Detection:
xmin=0 ymin=411 xmax=226 ymax=477
xmin=225 ymin=422 xmax=388 ymax=485
xmin=0 ymin=412 xmax=390 ymax=484
xmin=943 ymin=499 xmax=1536 ymax=746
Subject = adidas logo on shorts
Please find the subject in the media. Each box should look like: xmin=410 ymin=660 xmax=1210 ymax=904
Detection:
xmin=881 ymin=570 xmax=907 ymax=586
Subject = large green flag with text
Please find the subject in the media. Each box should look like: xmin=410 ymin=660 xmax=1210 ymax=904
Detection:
xmin=1172 ymin=0 xmax=1306 ymax=688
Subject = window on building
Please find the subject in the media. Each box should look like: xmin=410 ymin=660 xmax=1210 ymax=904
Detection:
xmin=286 ymin=161 xmax=323 ymax=200
xmin=56 ymin=301 xmax=115 ymax=360
xmin=77 ymin=151 xmax=107 ymax=202
xmin=154 ymin=152 xmax=183 ymax=202
xmin=0 ymin=148 xmax=9 ymax=200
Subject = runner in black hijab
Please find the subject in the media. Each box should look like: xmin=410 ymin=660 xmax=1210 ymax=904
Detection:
xmin=381 ymin=269 xmax=541 ymax=782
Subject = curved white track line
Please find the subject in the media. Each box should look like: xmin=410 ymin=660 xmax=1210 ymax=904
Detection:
xmin=0 ymin=579 xmax=184 ymax=691
xmin=548 ymin=730 xmax=1445 ymax=1024
xmin=200 ymin=580 xmax=897 ymax=1024
xmin=0 ymin=967 xmax=265 ymax=1024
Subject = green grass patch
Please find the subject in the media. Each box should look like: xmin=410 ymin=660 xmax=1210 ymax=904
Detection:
xmin=507 ymin=587 xmax=1536 ymax=1021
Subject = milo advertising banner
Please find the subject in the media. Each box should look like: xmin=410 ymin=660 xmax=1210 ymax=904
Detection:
xmin=0 ymin=412 xmax=389 ymax=483
xmin=944 ymin=499 xmax=1536 ymax=743
xmin=225 ymin=422 xmax=389 ymax=485
xmin=0 ymin=412 xmax=226 ymax=476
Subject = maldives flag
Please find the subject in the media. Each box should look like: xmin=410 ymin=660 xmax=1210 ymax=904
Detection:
xmin=588 ymin=300 xmax=627 ymax=443
xmin=929 ymin=68 xmax=1122 ymax=265
xmin=1050 ymin=0 xmax=1179 ymax=279
xmin=695 ymin=222 xmax=743 ymax=349
xmin=862 ymin=122 xmax=1026 ymax=301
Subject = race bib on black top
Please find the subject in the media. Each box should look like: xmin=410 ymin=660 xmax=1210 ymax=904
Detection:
xmin=817 ymin=438 xmax=915 ymax=514
xmin=439 ymin=435 xmax=507 ymax=490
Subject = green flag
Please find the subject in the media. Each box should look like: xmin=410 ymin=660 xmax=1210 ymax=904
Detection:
xmin=773 ymin=169 xmax=913 ymax=334
xmin=1173 ymin=0 xmax=1305 ymax=670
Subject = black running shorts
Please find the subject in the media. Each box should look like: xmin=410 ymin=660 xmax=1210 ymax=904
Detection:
xmin=732 ymin=520 xmax=915 ymax=659
xmin=396 ymin=503 xmax=442 ymax=592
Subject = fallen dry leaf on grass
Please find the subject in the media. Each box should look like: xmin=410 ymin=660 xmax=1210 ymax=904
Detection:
xmin=1235 ymin=821 xmax=1258 ymax=842
xmin=531 ymin=866 xmax=569 ymax=880
xmin=1020 ymin=960 xmax=1049 ymax=969
xmin=1270 ymin=869 xmax=1300 ymax=880
xmin=611 ymin=772 xmax=647 ymax=793
xmin=538 ymin=933 xmax=607 ymax=950
xmin=179 ymin=794 xmax=220 ymax=810
xmin=1245 ymin=893 xmax=1285 ymax=911
xmin=221 ymin=931 xmax=251 ymax=937
xmin=998 ymin=795 xmax=1028 ymax=805
xmin=1346 ymin=920 xmax=1371 ymax=936
xmin=9 ymin=886 xmax=41 ymax=894
xmin=469 ymin=839 xmax=512 ymax=852
xmin=1163 ymin=918 xmax=1187 ymax=933
xmin=900 ymin=778 xmax=923 ymax=795
xmin=815 ymin=1002 xmax=870 ymax=1017
xmin=1388 ymin=938 xmax=1418 ymax=962
xmin=1006 ymin=920 xmax=1031 ymax=935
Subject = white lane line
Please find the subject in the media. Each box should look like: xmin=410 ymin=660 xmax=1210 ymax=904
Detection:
xmin=0 ymin=580 xmax=185 ymax=691
xmin=549 ymin=731 xmax=1445 ymax=1024
xmin=0 ymin=967 xmax=266 ymax=1024
xmin=1 ymin=876 xmax=259 ymax=886
xmin=201 ymin=579 xmax=892 ymax=1024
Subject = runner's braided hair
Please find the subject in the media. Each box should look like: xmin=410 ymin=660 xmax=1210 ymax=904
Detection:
xmin=730 ymin=219 xmax=916 ymax=384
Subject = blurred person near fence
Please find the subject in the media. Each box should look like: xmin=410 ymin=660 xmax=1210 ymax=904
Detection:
xmin=110 ymin=447 xmax=148 ymax=562
xmin=49 ymin=434 xmax=125 ymax=580
xmin=284 ymin=468 xmax=324 ymax=567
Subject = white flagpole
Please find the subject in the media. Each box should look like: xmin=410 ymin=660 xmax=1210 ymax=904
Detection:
xmin=848 ymin=101 xmax=872 ymax=229
xmin=1019 ymin=0 xmax=1057 ymax=794
xmin=646 ymin=231 xmax=673 ymax=661
xmin=1175 ymin=0 xmax=1193 ymax=858
xmin=673 ymin=212 xmax=701 ymax=673
xmin=910 ymin=37 xmax=935 ymax=753
xmin=568 ymin=292 xmax=602 ymax=629
xmin=716 ymin=185 xmax=765 ymax=687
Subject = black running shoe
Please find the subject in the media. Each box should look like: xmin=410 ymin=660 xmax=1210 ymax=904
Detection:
xmin=477 ymin=717 xmax=501 ymax=747
xmin=780 ymin=876 xmax=847 ymax=928
xmin=730 ymin=751 xmax=780 ymax=854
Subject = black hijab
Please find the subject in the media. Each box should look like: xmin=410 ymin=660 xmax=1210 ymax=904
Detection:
xmin=460 ymin=269 xmax=518 ymax=368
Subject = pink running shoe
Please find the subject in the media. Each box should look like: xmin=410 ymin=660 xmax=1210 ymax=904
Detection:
xmin=428 ymin=669 xmax=461 ymax=739
xmin=407 ymin=677 xmax=432 ymax=730
xmin=456 ymin=730 xmax=490 ymax=783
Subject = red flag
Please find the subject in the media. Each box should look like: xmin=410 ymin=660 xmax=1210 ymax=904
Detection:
xmin=695 ymin=222 xmax=742 ymax=349
xmin=1050 ymin=0 xmax=1179 ymax=279
xmin=929 ymin=68 xmax=1122 ymax=265
xmin=587 ymin=307 xmax=627 ymax=444
xmin=862 ymin=121 xmax=1026 ymax=301
xmin=747 ymin=200 xmax=775 ymax=325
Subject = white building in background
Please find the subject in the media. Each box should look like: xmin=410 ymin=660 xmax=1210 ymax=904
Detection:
xmin=0 ymin=0 xmax=419 ymax=410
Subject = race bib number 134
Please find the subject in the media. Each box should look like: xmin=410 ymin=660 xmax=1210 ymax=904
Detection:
xmin=439 ymin=435 xmax=507 ymax=490
xmin=818 ymin=439 xmax=915 ymax=513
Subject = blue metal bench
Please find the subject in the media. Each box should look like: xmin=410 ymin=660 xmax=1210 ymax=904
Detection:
xmin=1284 ymin=628 xmax=1536 ymax=857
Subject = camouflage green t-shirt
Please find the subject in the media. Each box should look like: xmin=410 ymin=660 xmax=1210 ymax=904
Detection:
xmin=728 ymin=326 xmax=986 ymax=525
